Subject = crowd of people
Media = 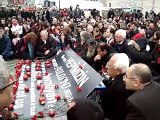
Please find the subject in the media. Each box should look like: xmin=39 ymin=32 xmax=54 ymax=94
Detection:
xmin=0 ymin=4 xmax=160 ymax=120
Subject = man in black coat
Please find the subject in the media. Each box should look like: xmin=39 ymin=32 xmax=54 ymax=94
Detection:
xmin=74 ymin=5 xmax=82 ymax=19
xmin=36 ymin=30 xmax=57 ymax=59
xmin=42 ymin=8 xmax=50 ymax=22
xmin=94 ymin=42 xmax=116 ymax=72
xmin=114 ymin=29 xmax=151 ymax=65
xmin=124 ymin=63 xmax=160 ymax=120
xmin=101 ymin=53 xmax=134 ymax=120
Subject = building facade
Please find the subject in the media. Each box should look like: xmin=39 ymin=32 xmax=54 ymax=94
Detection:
xmin=101 ymin=0 xmax=160 ymax=13
xmin=35 ymin=0 xmax=102 ymax=10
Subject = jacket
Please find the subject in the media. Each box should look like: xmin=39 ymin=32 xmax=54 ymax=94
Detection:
xmin=126 ymin=81 xmax=160 ymax=120
xmin=101 ymin=74 xmax=134 ymax=120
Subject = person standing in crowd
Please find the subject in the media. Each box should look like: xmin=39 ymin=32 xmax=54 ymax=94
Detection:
xmin=74 ymin=5 xmax=82 ymax=20
xmin=0 ymin=7 xmax=8 ymax=19
xmin=67 ymin=98 xmax=104 ymax=120
xmin=42 ymin=7 xmax=50 ymax=22
xmin=124 ymin=63 xmax=160 ymax=120
xmin=108 ymin=9 xmax=115 ymax=19
xmin=50 ymin=6 xmax=59 ymax=19
xmin=36 ymin=30 xmax=57 ymax=59
xmin=69 ymin=6 xmax=74 ymax=19
xmin=101 ymin=53 xmax=133 ymax=120
xmin=0 ymin=57 xmax=13 ymax=120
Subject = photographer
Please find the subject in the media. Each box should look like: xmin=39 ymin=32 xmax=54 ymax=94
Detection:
xmin=82 ymin=39 xmax=97 ymax=66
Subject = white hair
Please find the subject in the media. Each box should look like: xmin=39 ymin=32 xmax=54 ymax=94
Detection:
xmin=115 ymin=29 xmax=126 ymax=39
xmin=80 ymin=31 xmax=91 ymax=41
xmin=40 ymin=30 xmax=48 ymax=36
xmin=113 ymin=53 xmax=130 ymax=73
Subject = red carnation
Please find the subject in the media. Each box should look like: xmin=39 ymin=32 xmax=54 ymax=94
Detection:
xmin=76 ymin=86 xmax=82 ymax=92
xmin=157 ymin=57 xmax=160 ymax=64
xmin=157 ymin=47 xmax=160 ymax=52
xmin=31 ymin=115 xmax=37 ymax=120
xmin=37 ymin=111 xmax=44 ymax=118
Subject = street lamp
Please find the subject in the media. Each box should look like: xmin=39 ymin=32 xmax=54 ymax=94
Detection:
xmin=59 ymin=0 xmax=60 ymax=10
xmin=152 ymin=0 xmax=155 ymax=11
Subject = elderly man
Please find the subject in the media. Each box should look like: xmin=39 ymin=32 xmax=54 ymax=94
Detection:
xmin=124 ymin=63 xmax=160 ymax=120
xmin=0 ymin=57 xmax=13 ymax=119
xmin=114 ymin=29 xmax=129 ymax=54
xmin=36 ymin=30 xmax=57 ymax=59
xmin=80 ymin=31 xmax=92 ymax=44
xmin=114 ymin=29 xmax=151 ymax=65
xmin=101 ymin=53 xmax=133 ymax=120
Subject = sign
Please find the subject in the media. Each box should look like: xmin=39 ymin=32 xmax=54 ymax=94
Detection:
xmin=52 ymin=49 xmax=104 ymax=100
xmin=13 ymin=49 xmax=104 ymax=119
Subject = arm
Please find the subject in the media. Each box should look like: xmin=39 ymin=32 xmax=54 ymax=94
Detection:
xmin=128 ymin=45 xmax=151 ymax=63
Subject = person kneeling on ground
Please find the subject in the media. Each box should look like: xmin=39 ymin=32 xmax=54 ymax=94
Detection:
xmin=36 ymin=30 xmax=57 ymax=59
xmin=0 ymin=28 xmax=13 ymax=61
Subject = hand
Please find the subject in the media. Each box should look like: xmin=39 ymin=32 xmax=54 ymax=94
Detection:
xmin=12 ymin=38 xmax=18 ymax=45
xmin=88 ymin=46 xmax=94 ymax=52
xmin=94 ymin=55 xmax=101 ymax=61
xmin=45 ymin=50 xmax=50 ymax=55
xmin=67 ymin=102 xmax=75 ymax=110
xmin=128 ymin=40 xmax=140 ymax=51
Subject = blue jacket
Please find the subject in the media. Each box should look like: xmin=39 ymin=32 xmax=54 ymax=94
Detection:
xmin=0 ymin=35 xmax=13 ymax=58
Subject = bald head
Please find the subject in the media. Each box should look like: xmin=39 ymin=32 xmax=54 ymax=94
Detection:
xmin=129 ymin=63 xmax=152 ymax=84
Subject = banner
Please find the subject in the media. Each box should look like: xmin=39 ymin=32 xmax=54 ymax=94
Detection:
xmin=13 ymin=49 xmax=104 ymax=119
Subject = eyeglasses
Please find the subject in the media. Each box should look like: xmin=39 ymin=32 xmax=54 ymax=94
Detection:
xmin=123 ymin=74 xmax=138 ymax=80
xmin=0 ymin=77 xmax=18 ymax=91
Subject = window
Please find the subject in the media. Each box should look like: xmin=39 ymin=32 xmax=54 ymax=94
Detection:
xmin=109 ymin=3 xmax=111 ymax=7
